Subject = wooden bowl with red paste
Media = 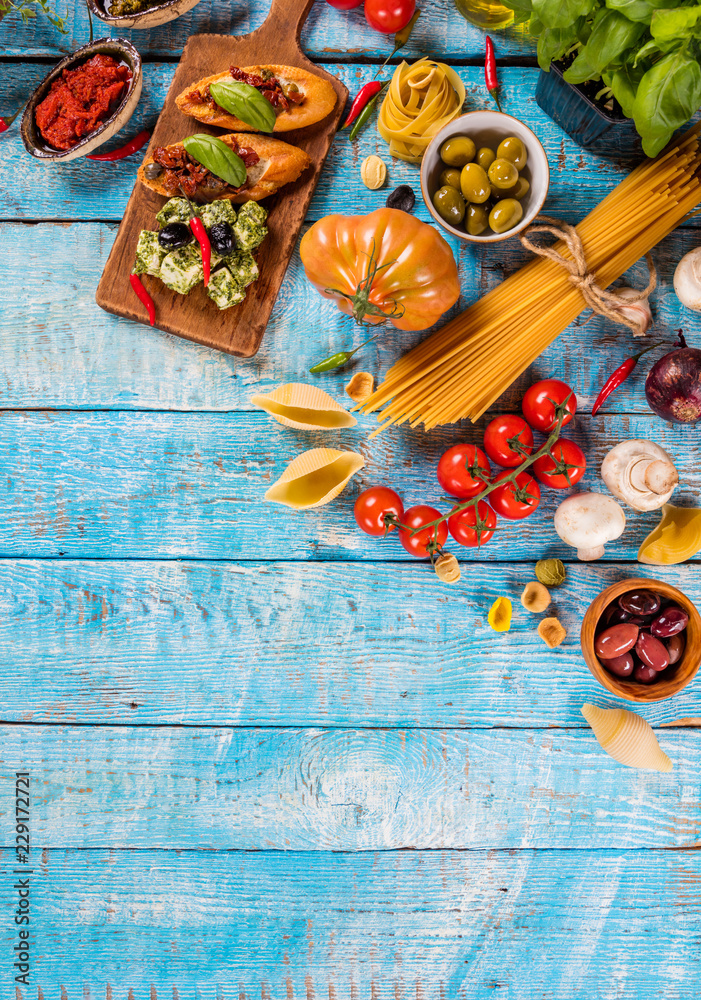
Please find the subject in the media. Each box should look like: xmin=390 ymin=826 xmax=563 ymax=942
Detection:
xmin=21 ymin=38 xmax=142 ymax=162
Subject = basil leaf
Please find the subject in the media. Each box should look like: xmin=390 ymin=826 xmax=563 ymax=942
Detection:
xmin=651 ymin=4 xmax=701 ymax=40
xmin=605 ymin=0 xmax=679 ymax=26
xmin=182 ymin=134 xmax=247 ymax=188
xmin=209 ymin=81 xmax=277 ymax=133
xmin=536 ymin=22 xmax=582 ymax=70
xmin=632 ymin=49 xmax=701 ymax=156
xmin=533 ymin=0 xmax=597 ymax=30
xmin=569 ymin=8 xmax=646 ymax=76
xmin=605 ymin=60 xmax=645 ymax=118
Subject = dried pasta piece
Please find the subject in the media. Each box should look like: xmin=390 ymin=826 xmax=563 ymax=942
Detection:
xmin=251 ymin=383 xmax=356 ymax=430
xmin=581 ymin=703 xmax=673 ymax=772
xmin=434 ymin=552 xmax=460 ymax=584
xmin=488 ymin=596 xmax=512 ymax=632
xmin=345 ymin=372 xmax=375 ymax=404
xmin=538 ymin=616 xmax=566 ymax=648
xmin=264 ymin=448 xmax=364 ymax=509
xmin=521 ymin=581 xmax=551 ymax=613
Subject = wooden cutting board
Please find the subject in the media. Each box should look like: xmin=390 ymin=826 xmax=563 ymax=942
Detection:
xmin=96 ymin=0 xmax=347 ymax=357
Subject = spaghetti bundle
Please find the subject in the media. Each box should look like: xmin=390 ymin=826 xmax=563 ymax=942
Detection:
xmin=362 ymin=125 xmax=701 ymax=432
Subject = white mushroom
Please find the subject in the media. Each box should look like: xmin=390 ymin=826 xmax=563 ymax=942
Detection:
xmin=610 ymin=286 xmax=652 ymax=337
xmin=674 ymin=248 xmax=701 ymax=312
xmin=554 ymin=493 xmax=626 ymax=561
xmin=601 ymin=439 xmax=678 ymax=512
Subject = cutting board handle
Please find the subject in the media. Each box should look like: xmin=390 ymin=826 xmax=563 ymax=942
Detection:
xmin=252 ymin=0 xmax=316 ymax=58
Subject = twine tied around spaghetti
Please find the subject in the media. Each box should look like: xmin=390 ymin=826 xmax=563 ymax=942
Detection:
xmin=519 ymin=215 xmax=656 ymax=336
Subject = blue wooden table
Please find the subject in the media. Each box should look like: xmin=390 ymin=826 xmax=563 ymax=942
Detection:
xmin=1 ymin=2 xmax=700 ymax=996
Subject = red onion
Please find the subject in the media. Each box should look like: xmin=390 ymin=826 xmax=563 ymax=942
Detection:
xmin=645 ymin=332 xmax=701 ymax=424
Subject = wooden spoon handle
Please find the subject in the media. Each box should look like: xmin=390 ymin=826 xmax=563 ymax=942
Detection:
xmin=254 ymin=0 xmax=316 ymax=52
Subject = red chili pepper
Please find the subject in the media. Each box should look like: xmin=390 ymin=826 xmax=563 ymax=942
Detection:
xmin=190 ymin=217 xmax=211 ymax=286
xmin=342 ymin=80 xmax=385 ymax=129
xmin=87 ymin=129 xmax=150 ymax=161
xmin=591 ymin=342 xmax=666 ymax=416
xmin=129 ymin=273 xmax=156 ymax=326
xmin=0 ymin=107 xmax=23 ymax=135
xmin=485 ymin=37 xmax=502 ymax=113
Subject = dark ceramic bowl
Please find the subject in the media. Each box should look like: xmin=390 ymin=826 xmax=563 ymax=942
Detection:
xmin=87 ymin=0 xmax=203 ymax=29
xmin=21 ymin=37 xmax=142 ymax=162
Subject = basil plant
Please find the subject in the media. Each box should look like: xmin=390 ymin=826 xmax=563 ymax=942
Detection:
xmin=500 ymin=0 xmax=701 ymax=156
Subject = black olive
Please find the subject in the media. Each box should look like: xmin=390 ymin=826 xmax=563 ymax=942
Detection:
xmin=158 ymin=222 xmax=193 ymax=250
xmin=209 ymin=221 xmax=235 ymax=257
xmin=144 ymin=162 xmax=163 ymax=180
xmin=386 ymin=184 xmax=415 ymax=214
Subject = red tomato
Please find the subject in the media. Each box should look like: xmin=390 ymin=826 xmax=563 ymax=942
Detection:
xmin=483 ymin=415 xmax=534 ymax=468
xmin=532 ymin=439 xmax=586 ymax=489
xmin=326 ymin=0 xmax=363 ymax=8
xmin=354 ymin=487 xmax=404 ymax=536
xmin=364 ymin=0 xmax=416 ymax=33
xmin=398 ymin=504 xmax=448 ymax=558
xmin=489 ymin=470 xmax=541 ymax=520
xmin=437 ymin=443 xmax=491 ymax=499
xmin=522 ymin=379 xmax=577 ymax=433
xmin=448 ymin=501 xmax=497 ymax=548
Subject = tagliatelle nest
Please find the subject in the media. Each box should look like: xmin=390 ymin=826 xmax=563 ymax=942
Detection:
xmin=434 ymin=552 xmax=460 ymax=584
xmin=345 ymin=371 xmax=375 ymax=403
xmin=538 ymin=616 xmax=567 ymax=648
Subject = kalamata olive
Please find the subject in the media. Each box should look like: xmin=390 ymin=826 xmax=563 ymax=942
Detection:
xmin=600 ymin=652 xmax=634 ymax=678
xmin=386 ymin=185 xmax=415 ymax=214
xmin=158 ymin=222 xmax=193 ymax=250
xmin=605 ymin=605 xmax=631 ymax=627
xmin=595 ymin=623 xmax=639 ymax=658
xmin=634 ymin=663 xmax=658 ymax=683
xmin=650 ymin=605 xmax=688 ymax=638
xmin=666 ymin=632 xmax=686 ymax=665
xmin=635 ymin=631 xmax=670 ymax=671
xmin=618 ymin=589 xmax=660 ymax=616
xmin=144 ymin=162 xmax=163 ymax=180
xmin=209 ymin=221 xmax=235 ymax=256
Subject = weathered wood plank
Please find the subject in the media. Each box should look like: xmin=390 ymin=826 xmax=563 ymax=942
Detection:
xmin=0 ymin=724 xmax=697 ymax=849
xmin=1 ymin=848 xmax=698 ymax=996
xmin=0 ymin=410 xmax=695 ymax=560
xmin=0 ymin=0 xmax=536 ymax=60
xmin=0 ymin=559 xmax=698 ymax=727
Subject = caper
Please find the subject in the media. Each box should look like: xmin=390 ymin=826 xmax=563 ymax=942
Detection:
xmin=497 ymin=136 xmax=528 ymax=170
xmin=439 ymin=136 xmax=476 ymax=167
xmin=460 ymin=163 xmax=491 ymax=204
xmin=476 ymin=147 xmax=496 ymax=171
xmin=488 ymin=157 xmax=519 ymax=191
xmin=432 ymin=184 xmax=466 ymax=225
xmin=489 ymin=198 xmax=523 ymax=234
xmin=439 ymin=167 xmax=462 ymax=190
xmin=466 ymin=203 xmax=489 ymax=236
xmin=144 ymin=161 xmax=163 ymax=180
xmin=158 ymin=222 xmax=193 ymax=249
xmin=507 ymin=176 xmax=530 ymax=200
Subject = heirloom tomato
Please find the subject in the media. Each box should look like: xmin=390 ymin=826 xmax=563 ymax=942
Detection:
xmin=354 ymin=487 xmax=404 ymax=536
xmin=489 ymin=470 xmax=540 ymax=519
xmin=533 ymin=439 xmax=586 ymax=488
xmin=299 ymin=208 xmax=460 ymax=331
xmin=437 ymin=443 xmax=491 ymax=499
xmin=364 ymin=0 xmax=416 ymax=32
xmin=522 ymin=379 xmax=576 ymax=433
xmin=398 ymin=505 xmax=447 ymax=557
xmin=448 ymin=501 xmax=496 ymax=547
xmin=483 ymin=415 xmax=534 ymax=468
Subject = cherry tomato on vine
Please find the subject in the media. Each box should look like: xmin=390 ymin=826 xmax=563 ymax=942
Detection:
xmin=448 ymin=501 xmax=497 ymax=548
xmin=354 ymin=487 xmax=404 ymax=536
xmin=532 ymin=439 xmax=586 ymax=489
xmin=437 ymin=443 xmax=491 ymax=499
xmin=521 ymin=379 xmax=577 ymax=433
xmin=364 ymin=0 xmax=416 ymax=33
xmin=489 ymin=470 xmax=541 ymax=520
xmin=326 ymin=0 xmax=363 ymax=8
xmin=398 ymin=504 xmax=447 ymax=558
xmin=483 ymin=415 xmax=534 ymax=468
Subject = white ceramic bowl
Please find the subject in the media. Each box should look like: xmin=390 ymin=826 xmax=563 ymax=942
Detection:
xmin=420 ymin=110 xmax=550 ymax=244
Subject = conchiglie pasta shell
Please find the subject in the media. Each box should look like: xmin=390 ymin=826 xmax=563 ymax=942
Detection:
xmin=251 ymin=383 xmax=357 ymax=430
xmin=581 ymin=703 xmax=673 ymax=772
xmin=265 ymin=448 xmax=364 ymax=509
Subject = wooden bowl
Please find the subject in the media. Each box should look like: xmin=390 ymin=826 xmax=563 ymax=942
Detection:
xmin=21 ymin=37 xmax=142 ymax=163
xmin=581 ymin=577 xmax=701 ymax=703
xmin=86 ymin=0 xmax=202 ymax=29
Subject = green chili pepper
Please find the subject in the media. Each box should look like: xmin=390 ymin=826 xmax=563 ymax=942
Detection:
xmin=309 ymin=335 xmax=378 ymax=374
xmin=349 ymin=85 xmax=387 ymax=141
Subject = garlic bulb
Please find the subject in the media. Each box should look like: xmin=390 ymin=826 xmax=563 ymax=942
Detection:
xmin=674 ymin=248 xmax=701 ymax=312
xmin=611 ymin=286 xmax=652 ymax=337
xmin=601 ymin=439 xmax=678 ymax=512
xmin=581 ymin=703 xmax=672 ymax=772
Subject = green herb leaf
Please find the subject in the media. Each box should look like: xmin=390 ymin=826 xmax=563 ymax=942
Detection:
xmin=209 ymin=81 xmax=276 ymax=133
xmin=536 ymin=22 xmax=582 ymax=71
xmin=566 ymin=8 xmax=646 ymax=76
xmin=605 ymin=0 xmax=679 ymax=26
xmin=651 ymin=4 xmax=701 ymax=40
xmin=182 ymin=133 xmax=247 ymax=188
xmin=532 ymin=0 xmax=596 ymax=30
xmin=632 ymin=49 xmax=701 ymax=156
xmin=606 ymin=61 xmax=645 ymax=118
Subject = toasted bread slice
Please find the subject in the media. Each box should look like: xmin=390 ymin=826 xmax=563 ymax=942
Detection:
xmin=137 ymin=133 xmax=313 ymax=203
xmin=175 ymin=64 xmax=337 ymax=133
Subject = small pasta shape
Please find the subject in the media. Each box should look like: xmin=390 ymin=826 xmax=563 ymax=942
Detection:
xmin=581 ymin=703 xmax=673 ymax=772
xmin=488 ymin=596 xmax=512 ymax=632
xmin=264 ymin=448 xmax=364 ymax=509
xmin=345 ymin=371 xmax=375 ymax=404
xmin=251 ymin=382 xmax=357 ymax=430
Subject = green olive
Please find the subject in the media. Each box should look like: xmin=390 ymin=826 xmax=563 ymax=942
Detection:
xmin=440 ymin=136 xmax=476 ymax=167
xmin=460 ymin=163 xmax=491 ymax=204
xmin=489 ymin=198 xmax=523 ymax=234
xmin=433 ymin=184 xmax=466 ymax=225
xmin=466 ymin=203 xmax=489 ymax=236
xmin=488 ymin=157 xmax=519 ymax=191
xmin=497 ymin=136 xmax=528 ymax=171
xmin=476 ymin=147 xmax=496 ymax=171
xmin=439 ymin=167 xmax=462 ymax=190
xmin=507 ymin=176 xmax=530 ymax=200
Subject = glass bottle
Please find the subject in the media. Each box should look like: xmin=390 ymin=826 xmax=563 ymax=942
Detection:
xmin=454 ymin=0 xmax=514 ymax=30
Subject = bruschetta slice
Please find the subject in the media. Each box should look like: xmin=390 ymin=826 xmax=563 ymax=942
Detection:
xmin=175 ymin=64 xmax=337 ymax=133
xmin=137 ymin=132 xmax=312 ymax=203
